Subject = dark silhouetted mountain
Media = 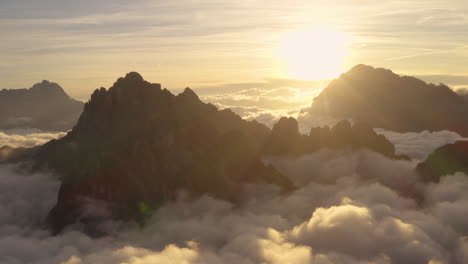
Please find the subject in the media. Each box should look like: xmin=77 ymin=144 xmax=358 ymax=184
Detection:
xmin=0 ymin=80 xmax=84 ymax=131
xmin=416 ymin=141 xmax=468 ymax=182
xmin=309 ymin=65 xmax=468 ymax=135
xmin=263 ymin=118 xmax=404 ymax=159
xmin=23 ymin=72 xmax=292 ymax=232
xmin=5 ymin=72 xmax=403 ymax=232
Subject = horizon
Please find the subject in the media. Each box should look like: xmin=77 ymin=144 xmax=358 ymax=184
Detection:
xmin=3 ymin=1 xmax=468 ymax=264
xmin=1 ymin=0 xmax=468 ymax=100
xmin=3 ymin=65 xmax=468 ymax=102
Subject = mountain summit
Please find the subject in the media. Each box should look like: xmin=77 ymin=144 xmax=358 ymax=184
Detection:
xmin=29 ymin=72 xmax=291 ymax=232
xmin=308 ymin=65 xmax=468 ymax=135
xmin=0 ymin=81 xmax=83 ymax=131
xmin=30 ymin=80 xmax=69 ymax=97
xmin=6 ymin=72 xmax=404 ymax=232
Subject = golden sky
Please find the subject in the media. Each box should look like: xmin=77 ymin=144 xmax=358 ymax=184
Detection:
xmin=1 ymin=0 xmax=467 ymax=99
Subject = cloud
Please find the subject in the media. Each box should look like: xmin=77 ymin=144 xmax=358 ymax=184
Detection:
xmin=425 ymin=174 xmax=468 ymax=235
xmin=2 ymin=0 xmax=468 ymax=99
xmin=193 ymin=79 xmax=329 ymax=95
xmin=213 ymin=103 xmax=293 ymax=128
xmin=2 ymin=133 xmax=468 ymax=263
xmin=0 ymin=129 xmax=66 ymax=148
xmin=193 ymin=79 xmax=329 ymax=128
xmin=296 ymin=110 xmax=351 ymax=133
xmin=288 ymin=204 xmax=443 ymax=263
xmin=264 ymin=151 xmax=468 ymax=263
xmin=195 ymin=79 xmax=327 ymax=111
xmin=0 ymin=0 xmax=141 ymax=20
xmin=375 ymin=129 xmax=467 ymax=161
xmin=0 ymin=164 xmax=59 ymax=230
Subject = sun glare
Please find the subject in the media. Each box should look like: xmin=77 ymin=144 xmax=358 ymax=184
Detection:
xmin=279 ymin=27 xmax=352 ymax=80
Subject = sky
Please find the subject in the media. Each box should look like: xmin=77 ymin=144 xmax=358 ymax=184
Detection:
xmin=1 ymin=0 xmax=468 ymax=100
xmin=3 ymin=2 xmax=468 ymax=262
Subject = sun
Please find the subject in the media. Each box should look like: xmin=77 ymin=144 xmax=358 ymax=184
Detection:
xmin=279 ymin=27 xmax=352 ymax=80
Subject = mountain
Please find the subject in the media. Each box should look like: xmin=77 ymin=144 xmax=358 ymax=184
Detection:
xmin=308 ymin=65 xmax=468 ymax=135
xmin=24 ymin=72 xmax=293 ymax=232
xmin=0 ymin=80 xmax=84 ymax=131
xmin=263 ymin=117 xmax=404 ymax=159
xmin=4 ymin=72 xmax=404 ymax=232
xmin=416 ymin=141 xmax=468 ymax=182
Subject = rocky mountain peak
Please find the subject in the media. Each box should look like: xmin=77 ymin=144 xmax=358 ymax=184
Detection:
xmin=5 ymin=72 xmax=405 ymax=233
xmin=0 ymin=80 xmax=83 ymax=131
xmin=30 ymin=80 xmax=68 ymax=97
xmin=124 ymin=71 xmax=144 ymax=82
xmin=271 ymin=117 xmax=300 ymax=139
xmin=177 ymin=87 xmax=200 ymax=102
xmin=309 ymin=64 xmax=468 ymax=135
xmin=26 ymin=72 xmax=291 ymax=232
xmin=345 ymin=64 xmax=396 ymax=80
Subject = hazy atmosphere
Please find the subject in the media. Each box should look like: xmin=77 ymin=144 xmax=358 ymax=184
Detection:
xmin=2 ymin=0 xmax=468 ymax=99
xmin=1 ymin=1 xmax=468 ymax=264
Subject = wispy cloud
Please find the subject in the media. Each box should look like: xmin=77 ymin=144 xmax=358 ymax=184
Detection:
xmin=1 ymin=0 xmax=467 ymax=97
xmin=385 ymin=49 xmax=453 ymax=61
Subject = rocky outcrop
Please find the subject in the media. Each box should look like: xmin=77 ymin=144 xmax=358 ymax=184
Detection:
xmin=0 ymin=80 xmax=84 ymax=131
xmin=308 ymin=64 xmax=468 ymax=135
xmin=26 ymin=72 xmax=292 ymax=232
xmin=3 ymin=72 xmax=406 ymax=232
xmin=263 ymin=118 xmax=403 ymax=159
xmin=416 ymin=141 xmax=468 ymax=182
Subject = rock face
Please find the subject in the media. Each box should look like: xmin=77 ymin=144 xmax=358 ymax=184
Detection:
xmin=263 ymin=118 xmax=402 ymax=158
xmin=309 ymin=65 xmax=468 ymax=135
xmin=9 ymin=72 xmax=403 ymax=232
xmin=0 ymin=80 xmax=84 ymax=131
xmin=416 ymin=141 xmax=468 ymax=182
xmin=29 ymin=72 xmax=293 ymax=232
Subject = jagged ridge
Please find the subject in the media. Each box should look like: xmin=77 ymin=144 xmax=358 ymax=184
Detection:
xmin=264 ymin=117 xmax=404 ymax=159
xmin=0 ymin=80 xmax=83 ymax=131
xmin=309 ymin=64 xmax=468 ymax=135
xmin=31 ymin=72 xmax=291 ymax=232
xmin=11 ymin=72 xmax=406 ymax=232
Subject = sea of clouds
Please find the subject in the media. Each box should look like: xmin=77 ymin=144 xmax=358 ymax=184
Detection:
xmin=1 ymin=127 xmax=468 ymax=264
xmin=0 ymin=129 xmax=66 ymax=148
xmin=193 ymin=79 xmax=326 ymax=128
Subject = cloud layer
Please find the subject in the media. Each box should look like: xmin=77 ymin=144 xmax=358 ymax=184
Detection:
xmin=194 ymin=79 xmax=328 ymax=128
xmin=0 ymin=129 xmax=66 ymax=148
xmin=297 ymin=111 xmax=467 ymax=161
xmin=1 ymin=118 xmax=468 ymax=263
xmin=376 ymin=129 xmax=467 ymax=161
xmin=2 ymin=144 xmax=468 ymax=263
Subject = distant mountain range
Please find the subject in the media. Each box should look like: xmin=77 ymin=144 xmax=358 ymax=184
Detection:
xmin=29 ymin=72 xmax=295 ymax=232
xmin=3 ymin=66 xmax=468 ymax=232
xmin=308 ymin=64 xmax=468 ymax=136
xmin=0 ymin=80 xmax=83 ymax=131
xmin=1 ymin=72 xmax=405 ymax=232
